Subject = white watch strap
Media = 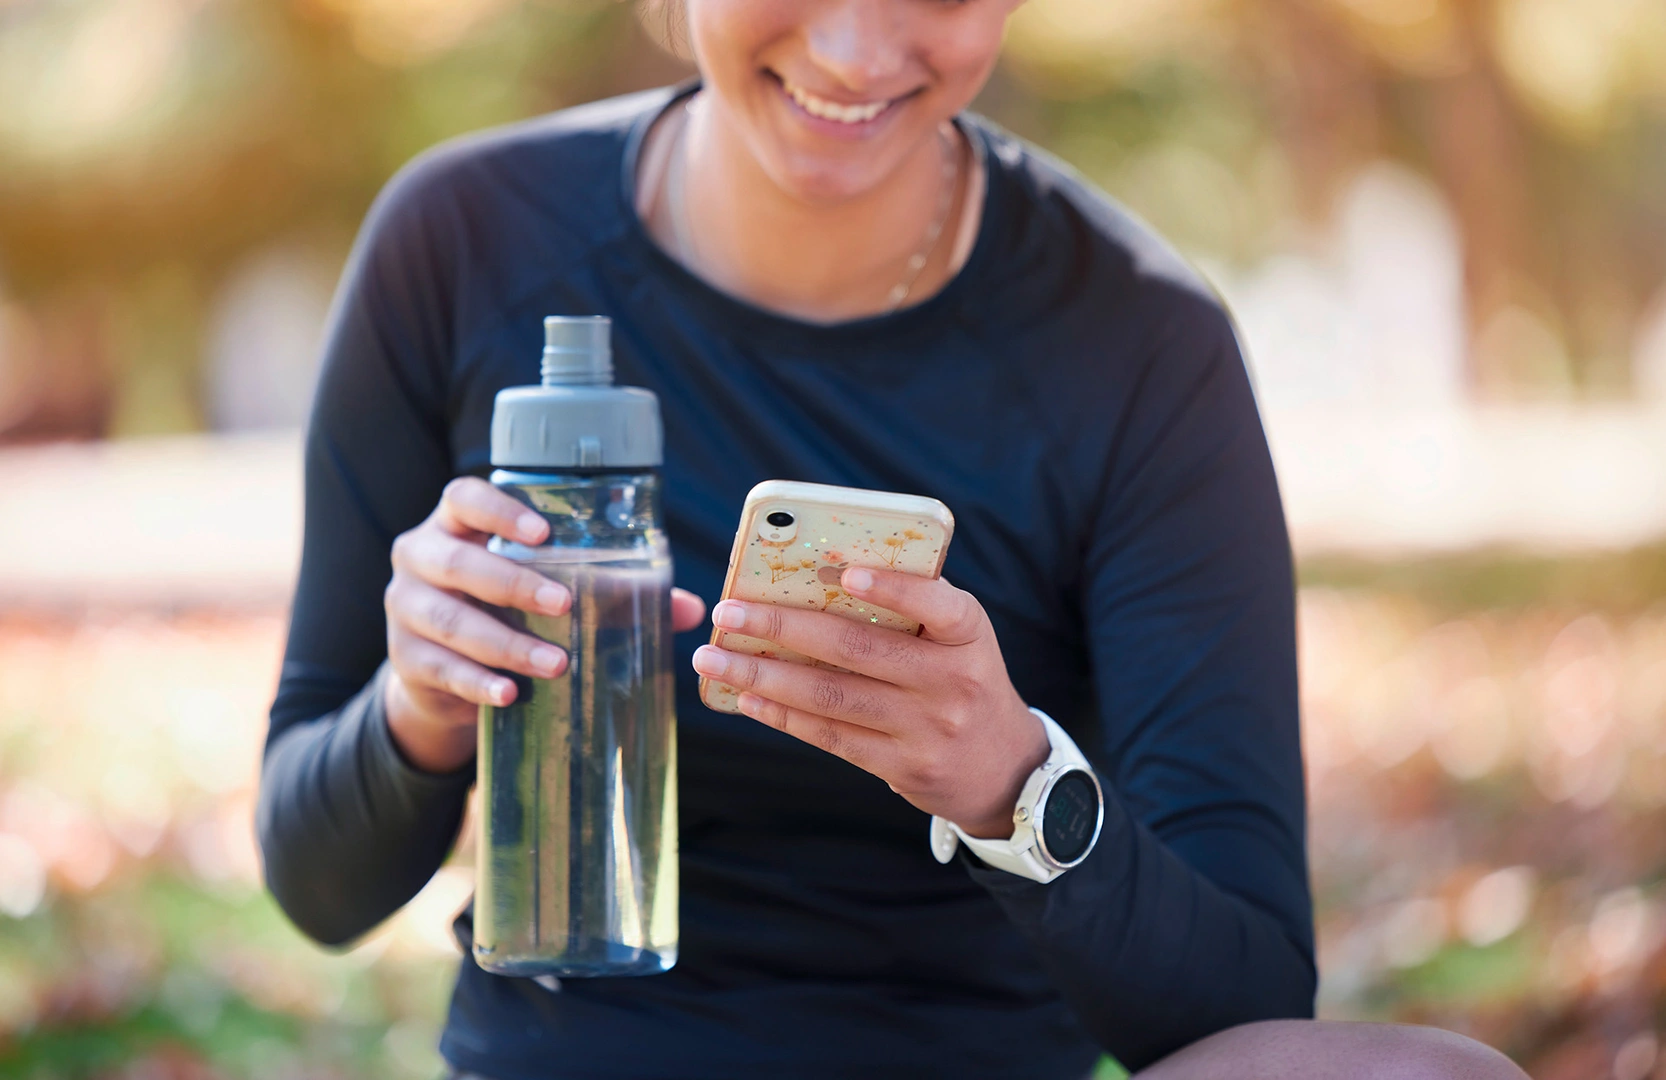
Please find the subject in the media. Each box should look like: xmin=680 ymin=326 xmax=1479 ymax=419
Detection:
xmin=955 ymin=829 xmax=1059 ymax=881
xmin=929 ymin=707 xmax=1097 ymax=884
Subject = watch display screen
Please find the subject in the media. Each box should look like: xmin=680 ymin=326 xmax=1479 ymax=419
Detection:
xmin=1041 ymin=771 xmax=1099 ymax=865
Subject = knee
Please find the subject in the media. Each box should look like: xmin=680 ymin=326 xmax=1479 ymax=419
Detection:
xmin=1278 ymin=1021 xmax=1529 ymax=1080
xmin=1377 ymin=1026 xmax=1529 ymax=1080
xmin=1136 ymin=1020 xmax=1527 ymax=1080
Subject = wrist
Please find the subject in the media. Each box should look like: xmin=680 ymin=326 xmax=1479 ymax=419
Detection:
xmin=931 ymin=707 xmax=1105 ymax=883
xmin=383 ymin=674 xmax=477 ymax=774
xmin=955 ymin=702 xmax=1050 ymax=839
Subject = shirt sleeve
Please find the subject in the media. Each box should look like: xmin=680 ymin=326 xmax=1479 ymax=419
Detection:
xmin=255 ymin=155 xmax=475 ymax=947
xmin=965 ymin=294 xmax=1316 ymax=1070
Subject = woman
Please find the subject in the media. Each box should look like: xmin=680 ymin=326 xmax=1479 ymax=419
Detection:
xmin=257 ymin=2 xmax=1529 ymax=1077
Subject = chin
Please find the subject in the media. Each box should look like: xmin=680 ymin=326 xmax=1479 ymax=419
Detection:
xmin=763 ymin=153 xmax=893 ymax=205
xmin=751 ymin=116 xmax=938 ymax=206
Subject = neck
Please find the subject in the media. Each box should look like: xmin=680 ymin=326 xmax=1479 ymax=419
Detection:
xmin=641 ymin=91 xmax=976 ymax=324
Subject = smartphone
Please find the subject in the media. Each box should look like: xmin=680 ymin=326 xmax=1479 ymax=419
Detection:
xmin=699 ymin=480 xmax=956 ymax=714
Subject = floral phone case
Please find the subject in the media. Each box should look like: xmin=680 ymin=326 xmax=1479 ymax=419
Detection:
xmin=699 ymin=480 xmax=955 ymax=714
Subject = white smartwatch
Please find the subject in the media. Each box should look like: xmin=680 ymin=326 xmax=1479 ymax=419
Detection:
xmin=930 ymin=707 xmax=1105 ymax=884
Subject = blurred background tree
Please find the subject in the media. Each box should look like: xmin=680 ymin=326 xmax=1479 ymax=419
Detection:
xmin=1000 ymin=0 xmax=1666 ymax=397
xmin=1 ymin=0 xmax=1664 ymax=443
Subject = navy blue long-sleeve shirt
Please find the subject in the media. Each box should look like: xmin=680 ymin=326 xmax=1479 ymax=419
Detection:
xmin=257 ymin=84 xmax=1315 ymax=1079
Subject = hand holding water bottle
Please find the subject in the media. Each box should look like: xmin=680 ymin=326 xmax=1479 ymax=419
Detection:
xmin=382 ymin=475 xmax=706 ymax=774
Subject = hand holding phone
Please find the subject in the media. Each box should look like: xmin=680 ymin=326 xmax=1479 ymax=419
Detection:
xmin=692 ymin=481 xmax=1052 ymax=841
xmin=698 ymin=480 xmax=954 ymax=713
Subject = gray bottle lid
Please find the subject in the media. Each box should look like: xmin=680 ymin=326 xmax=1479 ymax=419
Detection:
xmin=490 ymin=316 xmax=663 ymax=470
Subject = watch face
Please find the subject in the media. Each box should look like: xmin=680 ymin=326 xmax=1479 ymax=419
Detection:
xmin=1040 ymin=770 xmax=1100 ymax=866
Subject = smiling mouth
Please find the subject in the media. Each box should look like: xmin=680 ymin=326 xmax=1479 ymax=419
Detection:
xmin=773 ymin=73 xmax=912 ymax=125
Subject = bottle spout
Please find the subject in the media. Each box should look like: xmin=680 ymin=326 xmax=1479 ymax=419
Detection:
xmin=542 ymin=316 xmax=613 ymax=386
xmin=491 ymin=314 xmax=661 ymax=470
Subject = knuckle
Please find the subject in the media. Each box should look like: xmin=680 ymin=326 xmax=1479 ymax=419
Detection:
xmin=815 ymin=720 xmax=846 ymax=757
xmin=932 ymin=704 xmax=969 ymax=737
xmin=903 ymin=757 xmax=944 ymax=792
xmin=438 ymin=542 xmax=471 ymax=582
xmin=881 ymin=636 xmax=922 ymax=668
xmin=950 ymin=669 xmax=987 ymax=703
xmin=416 ymin=654 xmax=449 ymax=689
xmin=763 ymin=603 xmax=786 ymax=646
xmin=837 ymin=623 xmax=874 ymax=664
xmin=428 ymin=598 xmax=465 ymax=641
xmin=733 ymin=655 xmax=763 ymax=689
xmin=761 ymin=699 xmax=790 ymax=732
xmin=844 ymin=690 xmax=880 ymax=721
xmin=811 ymin=675 xmax=846 ymax=715
xmin=389 ymin=531 xmax=415 ymax=570
xmin=442 ymin=476 xmax=474 ymax=505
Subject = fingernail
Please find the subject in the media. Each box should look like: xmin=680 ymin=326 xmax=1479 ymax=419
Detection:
xmin=535 ymin=584 xmax=567 ymax=612
xmin=711 ymin=601 xmax=746 ymax=629
xmin=518 ymin=513 xmax=547 ymax=542
xmin=491 ymin=679 xmax=516 ymax=705
xmin=737 ymin=692 xmax=761 ymax=716
xmin=843 ymin=568 xmax=874 ymax=592
xmin=692 ymin=645 xmax=728 ymax=677
xmin=531 ymin=646 xmax=563 ymax=675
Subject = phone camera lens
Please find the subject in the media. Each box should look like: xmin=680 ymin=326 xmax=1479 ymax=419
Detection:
xmin=766 ymin=511 xmax=795 ymax=528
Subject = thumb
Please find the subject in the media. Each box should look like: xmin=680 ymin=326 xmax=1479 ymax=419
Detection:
xmin=840 ymin=568 xmax=983 ymax=646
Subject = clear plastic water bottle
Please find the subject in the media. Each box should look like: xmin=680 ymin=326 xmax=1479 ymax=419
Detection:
xmin=473 ymin=316 xmax=677 ymax=978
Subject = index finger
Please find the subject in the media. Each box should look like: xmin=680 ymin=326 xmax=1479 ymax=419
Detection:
xmin=709 ymin=599 xmax=939 ymax=686
xmin=434 ymin=476 xmax=549 ymax=545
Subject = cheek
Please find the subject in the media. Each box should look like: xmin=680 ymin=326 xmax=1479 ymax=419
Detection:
xmin=920 ymin=16 xmax=1009 ymax=106
xmin=686 ymin=0 xmax=788 ymax=76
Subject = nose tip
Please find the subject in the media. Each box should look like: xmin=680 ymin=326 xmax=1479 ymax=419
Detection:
xmin=804 ymin=0 xmax=908 ymax=90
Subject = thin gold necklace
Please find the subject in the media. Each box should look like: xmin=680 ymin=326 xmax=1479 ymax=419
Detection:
xmin=668 ymin=102 xmax=961 ymax=315
xmin=886 ymin=124 xmax=958 ymax=312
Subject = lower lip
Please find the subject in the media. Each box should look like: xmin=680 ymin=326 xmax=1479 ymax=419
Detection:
xmin=771 ymin=76 xmax=905 ymax=141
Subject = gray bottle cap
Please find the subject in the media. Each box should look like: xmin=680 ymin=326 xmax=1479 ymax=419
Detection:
xmin=490 ymin=316 xmax=663 ymax=470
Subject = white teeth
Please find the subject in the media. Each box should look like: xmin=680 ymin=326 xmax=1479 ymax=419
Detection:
xmin=782 ymin=80 xmax=891 ymax=124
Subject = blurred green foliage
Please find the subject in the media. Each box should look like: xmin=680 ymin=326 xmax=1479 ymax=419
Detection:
xmin=1302 ymin=541 xmax=1666 ymax=614
xmin=1 ymin=0 xmax=1664 ymax=439
xmin=1 ymin=866 xmax=457 ymax=1079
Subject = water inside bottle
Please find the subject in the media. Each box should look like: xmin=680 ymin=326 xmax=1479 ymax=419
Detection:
xmin=474 ymin=541 xmax=677 ymax=977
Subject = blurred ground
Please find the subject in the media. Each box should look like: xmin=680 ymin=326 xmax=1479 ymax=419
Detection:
xmin=6 ymin=556 xmax=1666 ymax=1078
xmin=0 ymin=610 xmax=473 ymax=1079
xmin=3 ymin=436 xmax=1666 ymax=1078
xmin=1300 ymin=561 xmax=1666 ymax=1080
